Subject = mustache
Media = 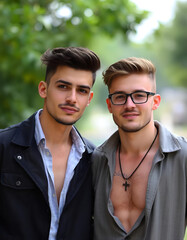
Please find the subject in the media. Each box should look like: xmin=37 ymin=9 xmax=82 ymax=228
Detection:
xmin=121 ymin=109 xmax=139 ymax=115
xmin=58 ymin=103 xmax=80 ymax=111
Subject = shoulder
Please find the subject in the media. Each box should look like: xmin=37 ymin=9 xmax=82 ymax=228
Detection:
xmin=93 ymin=130 xmax=119 ymax=156
xmin=0 ymin=113 xmax=36 ymax=145
xmin=92 ymin=131 xmax=119 ymax=168
xmin=155 ymin=121 xmax=187 ymax=151
xmin=173 ymin=134 xmax=187 ymax=152
xmin=0 ymin=123 xmax=21 ymax=143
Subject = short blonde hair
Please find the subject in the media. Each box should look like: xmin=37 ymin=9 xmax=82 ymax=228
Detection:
xmin=103 ymin=57 xmax=156 ymax=89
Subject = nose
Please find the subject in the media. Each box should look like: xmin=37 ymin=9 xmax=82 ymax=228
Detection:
xmin=125 ymin=95 xmax=136 ymax=107
xmin=66 ymin=89 xmax=77 ymax=103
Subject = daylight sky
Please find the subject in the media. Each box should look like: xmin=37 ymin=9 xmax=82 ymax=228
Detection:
xmin=130 ymin=0 xmax=179 ymax=42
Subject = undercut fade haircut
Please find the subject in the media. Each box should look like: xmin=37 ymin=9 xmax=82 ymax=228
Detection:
xmin=41 ymin=47 xmax=100 ymax=85
xmin=103 ymin=57 xmax=156 ymax=89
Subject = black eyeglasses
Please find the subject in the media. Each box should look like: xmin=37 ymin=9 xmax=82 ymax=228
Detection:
xmin=108 ymin=91 xmax=155 ymax=105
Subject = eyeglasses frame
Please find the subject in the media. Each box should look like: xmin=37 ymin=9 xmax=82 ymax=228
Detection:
xmin=108 ymin=90 xmax=156 ymax=105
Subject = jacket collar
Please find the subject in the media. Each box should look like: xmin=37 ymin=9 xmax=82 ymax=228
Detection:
xmin=11 ymin=112 xmax=94 ymax=153
xmin=12 ymin=113 xmax=36 ymax=147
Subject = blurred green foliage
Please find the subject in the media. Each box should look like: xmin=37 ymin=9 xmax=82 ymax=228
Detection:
xmin=151 ymin=1 xmax=187 ymax=87
xmin=0 ymin=0 xmax=148 ymax=128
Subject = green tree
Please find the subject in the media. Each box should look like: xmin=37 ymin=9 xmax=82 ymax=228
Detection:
xmin=152 ymin=1 xmax=187 ymax=87
xmin=0 ymin=0 xmax=148 ymax=128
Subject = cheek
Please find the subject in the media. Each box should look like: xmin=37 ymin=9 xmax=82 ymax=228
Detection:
xmin=49 ymin=90 xmax=64 ymax=101
xmin=45 ymin=91 xmax=62 ymax=108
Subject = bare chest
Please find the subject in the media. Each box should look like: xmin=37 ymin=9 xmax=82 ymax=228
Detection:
xmin=111 ymin=165 xmax=151 ymax=209
xmin=50 ymin=147 xmax=71 ymax=203
xmin=110 ymin=154 xmax=153 ymax=232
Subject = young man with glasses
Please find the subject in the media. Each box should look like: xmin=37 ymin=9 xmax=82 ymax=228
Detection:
xmin=92 ymin=57 xmax=187 ymax=240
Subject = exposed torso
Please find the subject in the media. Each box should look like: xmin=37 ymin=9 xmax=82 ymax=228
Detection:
xmin=110 ymin=147 xmax=157 ymax=232
xmin=49 ymin=144 xmax=71 ymax=204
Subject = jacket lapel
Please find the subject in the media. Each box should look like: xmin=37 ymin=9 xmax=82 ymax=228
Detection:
xmin=64 ymin=138 xmax=93 ymax=209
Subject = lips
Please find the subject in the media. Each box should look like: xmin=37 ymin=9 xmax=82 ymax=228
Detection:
xmin=122 ymin=112 xmax=139 ymax=119
xmin=59 ymin=104 xmax=80 ymax=114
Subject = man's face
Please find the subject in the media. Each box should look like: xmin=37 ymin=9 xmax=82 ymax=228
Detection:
xmin=106 ymin=73 xmax=160 ymax=133
xmin=39 ymin=65 xmax=93 ymax=125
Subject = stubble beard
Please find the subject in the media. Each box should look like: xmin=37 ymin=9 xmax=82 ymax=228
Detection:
xmin=113 ymin=116 xmax=151 ymax=133
xmin=53 ymin=117 xmax=78 ymax=126
xmin=47 ymin=107 xmax=80 ymax=126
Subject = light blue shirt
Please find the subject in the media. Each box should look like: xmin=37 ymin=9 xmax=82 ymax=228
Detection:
xmin=34 ymin=110 xmax=85 ymax=240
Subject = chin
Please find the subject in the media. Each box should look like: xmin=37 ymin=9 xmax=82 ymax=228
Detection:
xmin=121 ymin=127 xmax=141 ymax=133
xmin=121 ymin=121 xmax=150 ymax=133
xmin=56 ymin=119 xmax=77 ymax=126
xmin=55 ymin=116 xmax=80 ymax=126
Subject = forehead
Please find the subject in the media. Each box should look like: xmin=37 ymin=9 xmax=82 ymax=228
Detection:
xmin=50 ymin=65 xmax=93 ymax=87
xmin=109 ymin=73 xmax=155 ymax=93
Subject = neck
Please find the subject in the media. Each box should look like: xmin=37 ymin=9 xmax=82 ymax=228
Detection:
xmin=118 ymin=127 xmax=158 ymax=191
xmin=39 ymin=110 xmax=72 ymax=145
xmin=119 ymin=124 xmax=157 ymax=154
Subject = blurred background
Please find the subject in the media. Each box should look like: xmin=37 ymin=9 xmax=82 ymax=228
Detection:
xmin=1 ymin=0 xmax=187 ymax=146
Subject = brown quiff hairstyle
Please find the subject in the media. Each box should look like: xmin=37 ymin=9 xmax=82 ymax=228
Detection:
xmin=41 ymin=47 xmax=100 ymax=85
xmin=103 ymin=57 xmax=156 ymax=89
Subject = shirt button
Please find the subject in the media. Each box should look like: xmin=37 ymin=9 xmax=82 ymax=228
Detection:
xmin=17 ymin=155 xmax=22 ymax=160
xmin=16 ymin=180 xmax=21 ymax=186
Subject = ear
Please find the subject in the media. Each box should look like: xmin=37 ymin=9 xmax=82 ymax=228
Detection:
xmin=106 ymin=98 xmax=112 ymax=113
xmin=87 ymin=91 xmax=94 ymax=106
xmin=152 ymin=94 xmax=161 ymax=110
xmin=38 ymin=81 xmax=47 ymax=99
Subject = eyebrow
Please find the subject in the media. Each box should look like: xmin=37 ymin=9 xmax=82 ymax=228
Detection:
xmin=112 ymin=89 xmax=147 ymax=94
xmin=56 ymin=80 xmax=91 ymax=90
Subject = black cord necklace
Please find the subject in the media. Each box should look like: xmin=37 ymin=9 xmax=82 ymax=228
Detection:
xmin=118 ymin=128 xmax=158 ymax=191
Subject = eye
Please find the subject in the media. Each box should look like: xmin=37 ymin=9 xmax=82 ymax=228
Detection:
xmin=57 ymin=84 xmax=68 ymax=89
xmin=114 ymin=94 xmax=125 ymax=100
xmin=116 ymin=94 xmax=125 ymax=99
xmin=134 ymin=92 xmax=146 ymax=98
xmin=78 ymin=88 xmax=89 ymax=94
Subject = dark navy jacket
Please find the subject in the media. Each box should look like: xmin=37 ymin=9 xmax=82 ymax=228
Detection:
xmin=0 ymin=113 xmax=94 ymax=240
